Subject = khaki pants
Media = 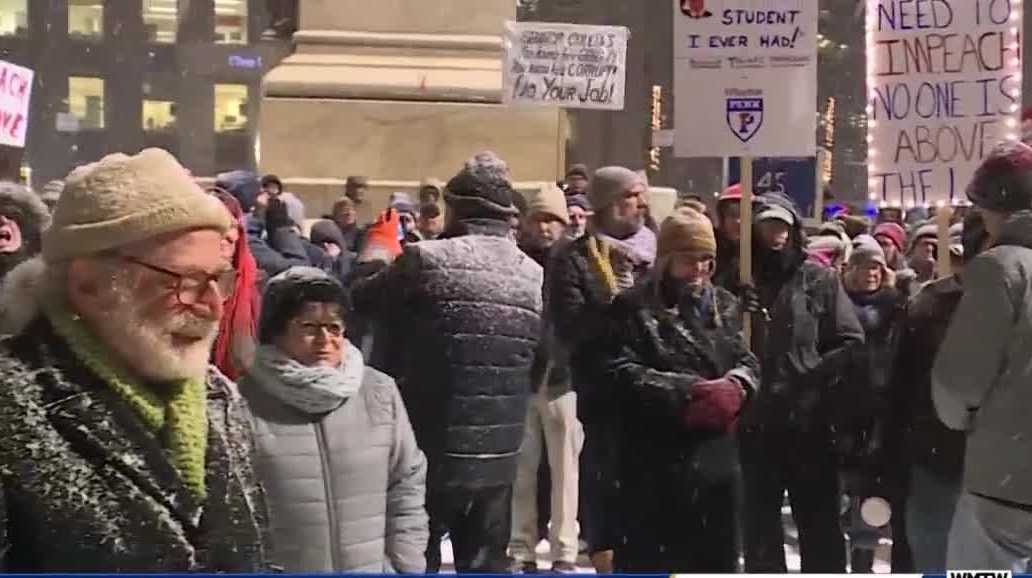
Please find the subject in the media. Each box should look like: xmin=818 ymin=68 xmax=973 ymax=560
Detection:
xmin=509 ymin=390 xmax=583 ymax=565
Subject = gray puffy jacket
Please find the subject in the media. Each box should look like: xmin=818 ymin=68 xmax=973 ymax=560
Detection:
xmin=240 ymin=367 xmax=429 ymax=572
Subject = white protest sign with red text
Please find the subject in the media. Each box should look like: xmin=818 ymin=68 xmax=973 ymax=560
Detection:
xmin=0 ymin=60 xmax=32 ymax=148
xmin=866 ymin=0 xmax=1022 ymax=207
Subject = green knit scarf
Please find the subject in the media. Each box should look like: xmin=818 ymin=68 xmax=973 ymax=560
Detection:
xmin=44 ymin=302 xmax=209 ymax=500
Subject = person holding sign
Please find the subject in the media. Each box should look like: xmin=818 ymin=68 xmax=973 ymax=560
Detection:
xmin=933 ymin=142 xmax=1032 ymax=571
xmin=738 ymin=193 xmax=864 ymax=573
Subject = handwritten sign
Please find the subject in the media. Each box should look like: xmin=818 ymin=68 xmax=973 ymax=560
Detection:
xmin=0 ymin=60 xmax=31 ymax=148
xmin=866 ymin=0 xmax=1022 ymax=207
xmin=673 ymin=0 xmax=817 ymax=157
xmin=503 ymin=21 xmax=628 ymax=111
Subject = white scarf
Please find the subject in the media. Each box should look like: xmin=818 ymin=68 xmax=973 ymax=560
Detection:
xmin=248 ymin=342 xmax=365 ymax=414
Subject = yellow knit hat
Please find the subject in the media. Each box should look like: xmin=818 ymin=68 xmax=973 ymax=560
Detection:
xmin=658 ymin=207 xmax=717 ymax=259
xmin=44 ymin=148 xmax=231 ymax=263
xmin=528 ymin=182 xmax=570 ymax=225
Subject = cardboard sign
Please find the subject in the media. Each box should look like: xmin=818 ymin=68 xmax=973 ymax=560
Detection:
xmin=0 ymin=60 xmax=32 ymax=148
xmin=673 ymin=0 xmax=818 ymax=157
xmin=503 ymin=21 xmax=628 ymax=110
xmin=866 ymin=0 xmax=1022 ymax=207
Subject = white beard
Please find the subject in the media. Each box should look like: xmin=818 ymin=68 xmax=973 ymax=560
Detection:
xmin=92 ymin=278 xmax=218 ymax=383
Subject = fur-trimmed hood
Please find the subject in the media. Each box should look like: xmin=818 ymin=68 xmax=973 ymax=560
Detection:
xmin=0 ymin=181 xmax=51 ymax=254
xmin=0 ymin=256 xmax=44 ymax=336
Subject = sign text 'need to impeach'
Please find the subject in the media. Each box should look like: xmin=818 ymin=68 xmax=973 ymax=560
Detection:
xmin=867 ymin=0 xmax=1021 ymax=206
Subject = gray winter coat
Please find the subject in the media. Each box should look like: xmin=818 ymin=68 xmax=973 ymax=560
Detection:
xmin=934 ymin=210 xmax=1032 ymax=505
xmin=240 ymin=364 xmax=429 ymax=573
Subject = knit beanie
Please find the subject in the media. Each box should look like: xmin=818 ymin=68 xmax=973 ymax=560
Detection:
xmin=967 ymin=141 xmax=1032 ymax=212
xmin=850 ymin=234 xmax=887 ymax=268
xmin=589 ymin=166 xmax=642 ymax=211
xmin=258 ymin=266 xmax=350 ymax=344
xmin=566 ymin=164 xmax=589 ymax=180
xmin=528 ymin=183 xmax=570 ymax=225
xmin=215 ymin=170 xmax=261 ymax=214
xmin=658 ymin=208 xmax=717 ymax=259
xmin=44 ymin=149 xmax=230 ymax=263
xmin=566 ymin=193 xmax=592 ymax=212
xmin=389 ymin=192 xmax=417 ymax=216
xmin=908 ymin=221 xmax=938 ymax=254
xmin=444 ymin=152 xmax=518 ymax=221
xmin=310 ymin=219 xmax=347 ymax=249
xmin=359 ymin=208 xmax=403 ymax=263
xmin=873 ymin=222 xmax=906 ymax=253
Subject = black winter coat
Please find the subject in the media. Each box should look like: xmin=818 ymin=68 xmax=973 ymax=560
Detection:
xmin=891 ymin=276 xmax=966 ymax=478
xmin=0 ymin=319 xmax=270 ymax=572
xmin=833 ymin=287 xmax=905 ymax=467
xmin=351 ymin=219 xmax=543 ymax=489
xmin=745 ymin=257 xmax=865 ymax=431
xmin=602 ymin=278 xmax=759 ymax=485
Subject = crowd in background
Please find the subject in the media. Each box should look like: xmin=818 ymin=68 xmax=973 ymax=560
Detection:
xmin=0 ymin=141 xmax=1031 ymax=574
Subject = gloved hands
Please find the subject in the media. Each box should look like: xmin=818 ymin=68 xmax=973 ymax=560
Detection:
xmin=738 ymin=284 xmax=769 ymax=320
xmin=683 ymin=377 xmax=747 ymax=433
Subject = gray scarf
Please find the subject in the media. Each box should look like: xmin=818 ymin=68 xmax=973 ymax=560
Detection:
xmin=248 ymin=342 xmax=365 ymax=414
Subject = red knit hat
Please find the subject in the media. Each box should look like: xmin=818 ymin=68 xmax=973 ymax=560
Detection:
xmin=873 ymin=222 xmax=906 ymax=253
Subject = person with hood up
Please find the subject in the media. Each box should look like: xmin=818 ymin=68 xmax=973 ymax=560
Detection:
xmin=564 ymin=164 xmax=589 ymax=196
xmin=240 ymin=267 xmax=428 ymax=573
xmin=565 ymin=194 xmax=591 ymax=241
xmin=0 ymin=182 xmax=50 ymax=284
xmin=933 ymin=141 xmax=1032 ymax=571
xmin=713 ymin=183 xmax=743 ymax=291
xmin=739 ymin=192 xmax=864 ymax=573
xmin=388 ymin=192 xmax=421 ymax=244
xmin=835 ymin=234 xmax=909 ymax=573
xmin=211 ymin=189 xmax=261 ymax=381
xmin=216 ymin=170 xmax=310 ymax=278
xmin=892 ymin=212 xmax=988 ymax=572
xmin=350 ymin=152 xmax=542 ymax=574
xmin=329 ymin=195 xmax=362 ymax=252
xmin=510 ymin=183 xmax=582 ymax=574
xmin=549 ymin=165 xmax=654 ymax=574
xmin=598 ymin=208 xmax=758 ymax=572
xmin=419 ymin=178 xmax=444 ymax=206
xmin=309 ymin=219 xmax=357 ymax=285
xmin=345 ymin=175 xmax=370 ymax=210
xmin=0 ymin=149 xmax=270 ymax=571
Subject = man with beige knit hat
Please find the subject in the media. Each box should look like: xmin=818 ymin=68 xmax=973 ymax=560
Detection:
xmin=0 ymin=148 xmax=270 ymax=571
xmin=512 ymin=182 xmax=583 ymax=573
xmin=597 ymin=208 xmax=757 ymax=572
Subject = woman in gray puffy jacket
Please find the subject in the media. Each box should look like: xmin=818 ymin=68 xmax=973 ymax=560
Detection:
xmin=240 ymin=267 xmax=429 ymax=573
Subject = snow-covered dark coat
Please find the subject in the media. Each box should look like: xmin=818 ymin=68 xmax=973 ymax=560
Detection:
xmin=745 ymin=202 xmax=864 ymax=431
xmin=0 ymin=317 xmax=270 ymax=572
xmin=892 ymin=275 xmax=966 ymax=478
xmin=602 ymin=277 xmax=758 ymax=486
xmin=350 ymin=218 xmax=543 ymax=489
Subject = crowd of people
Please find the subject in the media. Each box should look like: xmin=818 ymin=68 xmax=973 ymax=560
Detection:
xmin=0 ymin=142 xmax=1031 ymax=574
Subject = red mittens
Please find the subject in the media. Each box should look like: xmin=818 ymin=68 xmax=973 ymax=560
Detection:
xmin=683 ymin=378 xmax=746 ymax=434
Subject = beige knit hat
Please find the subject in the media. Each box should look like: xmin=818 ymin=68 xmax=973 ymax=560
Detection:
xmin=43 ymin=148 xmax=231 ymax=263
xmin=658 ymin=207 xmax=717 ymax=259
xmin=528 ymin=183 xmax=570 ymax=225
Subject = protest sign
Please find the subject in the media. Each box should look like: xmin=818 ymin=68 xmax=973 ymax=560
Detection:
xmin=866 ymin=0 xmax=1022 ymax=207
xmin=672 ymin=0 xmax=818 ymax=157
xmin=0 ymin=60 xmax=31 ymax=148
xmin=503 ymin=21 xmax=628 ymax=111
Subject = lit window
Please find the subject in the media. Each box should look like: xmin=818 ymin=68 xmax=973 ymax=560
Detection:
xmin=68 ymin=77 xmax=105 ymax=130
xmin=69 ymin=0 xmax=103 ymax=39
xmin=215 ymin=0 xmax=247 ymax=44
xmin=143 ymin=0 xmax=178 ymax=43
xmin=214 ymin=84 xmax=247 ymax=133
xmin=143 ymin=99 xmax=175 ymax=131
xmin=0 ymin=0 xmax=27 ymax=37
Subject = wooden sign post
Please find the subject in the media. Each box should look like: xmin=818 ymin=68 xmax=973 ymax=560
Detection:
xmin=739 ymin=157 xmax=754 ymax=341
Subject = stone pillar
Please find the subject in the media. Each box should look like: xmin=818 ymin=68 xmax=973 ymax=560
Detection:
xmin=260 ymin=0 xmax=567 ymax=219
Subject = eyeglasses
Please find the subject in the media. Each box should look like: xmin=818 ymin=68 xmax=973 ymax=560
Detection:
xmin=122 ymin=256 xmax=236 ymax=306
xmin=294 ymin=320 xmax=345 ymax=338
